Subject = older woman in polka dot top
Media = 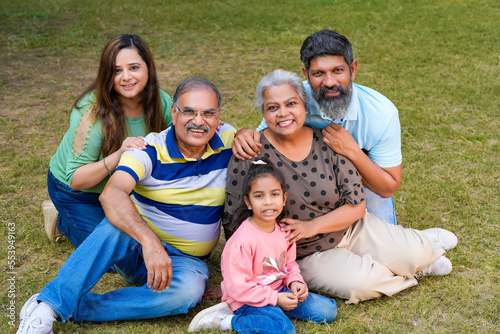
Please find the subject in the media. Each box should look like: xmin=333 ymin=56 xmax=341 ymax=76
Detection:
xmin=223 ymin=69 xmax=457 ymax=304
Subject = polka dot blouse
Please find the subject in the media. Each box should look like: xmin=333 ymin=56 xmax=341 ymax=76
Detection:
xmin=224 ymin=128 xmax=365 ymax=259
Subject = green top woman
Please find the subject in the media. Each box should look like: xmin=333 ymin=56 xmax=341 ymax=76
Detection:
xmin=47 ymin=34 xmax=172 ymax=247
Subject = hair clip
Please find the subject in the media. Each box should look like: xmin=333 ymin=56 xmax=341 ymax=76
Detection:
xmin=252 ymin=160 xmax=267 ymax=165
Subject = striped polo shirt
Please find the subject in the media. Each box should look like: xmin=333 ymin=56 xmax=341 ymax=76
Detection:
xmin=116 ymin=123 xmax=235 ymax=258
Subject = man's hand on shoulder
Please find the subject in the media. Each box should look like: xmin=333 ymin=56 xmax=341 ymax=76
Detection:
xmin=322 ymin=123 xmax=402 ymax=197
xmin=322 ymin=123 xmax=359 ymax=158
xmin=232 ymin=128 xmax=262 ymax=160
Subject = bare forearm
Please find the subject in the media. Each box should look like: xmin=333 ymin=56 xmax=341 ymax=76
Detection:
xmin=310 ymin=201 xmax=366 ymax=234
xmin=100 ymin=183 xmax=160 ymax=246
xmin=322 ymin=124 xmax=401 ymax=198
xmin=345 ymin=149 xmax=401 ymax=198
xmin=100 ymin=170 xmax=172 ymax=292
xmin=71 ymin=150 xmax=122 ymax=190
xmin=283 ymin=201 xmax=366 ymax=244
xmin=71 ymin=136 xmax=147 ymax=190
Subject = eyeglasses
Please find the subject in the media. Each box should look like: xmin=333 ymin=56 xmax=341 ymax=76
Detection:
xmin=176 ymin=107 xmax=218 ymax=119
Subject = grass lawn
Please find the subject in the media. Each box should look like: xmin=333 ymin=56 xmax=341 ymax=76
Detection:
xmin=0 ymin=0 xmax=498 ymax=333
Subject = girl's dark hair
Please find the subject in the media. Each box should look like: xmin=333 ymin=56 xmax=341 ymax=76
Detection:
xmin=232 ymin=158 xmax=288 ymax=229
xmin=72 ymin=34 xmax=165 ymax=157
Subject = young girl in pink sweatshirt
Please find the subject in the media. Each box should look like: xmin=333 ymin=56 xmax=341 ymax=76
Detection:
xmin=189 ymin=159 xmax=337 ymax=334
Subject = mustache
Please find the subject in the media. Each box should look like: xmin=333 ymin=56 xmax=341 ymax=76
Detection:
xmin=320 ymin=85 xmax=348 ymax=96
xmin=185 ymin=122 xmax=210 ymax=134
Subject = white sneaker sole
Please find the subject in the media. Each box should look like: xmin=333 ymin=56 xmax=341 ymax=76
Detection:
xmin=187 ymin=302 xmax=230 ymax=332
xmin=19 ymin=293 xmax=40 ymax=320
xmin=42 ymin=200 xmax=58 ymax=242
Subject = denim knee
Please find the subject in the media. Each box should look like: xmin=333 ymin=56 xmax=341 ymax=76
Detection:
xmin=151 ymin=288 xmax=203 ymax=316
xmin=175 ymin=282 xmax=205 ymax=310
xmin=233 ymin=304 xmax=296 ymax=334
xmin=158 ymin=259 xmax=208 ymax=313
xmin=280 ymin=320 xmax=296 ymax=334
xmin=311 ymin=297 xmax=337 ymax=323
xmin=181 ymin=271 xmax=206 ymax=305
xmin=94 ymin=219 xmax=130 ymax=242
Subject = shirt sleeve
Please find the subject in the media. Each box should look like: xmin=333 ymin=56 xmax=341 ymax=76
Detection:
xmin=368 ymin=110 xmax=402 ymax=168
xmin=255 ymin=118 xmax=268 ymax=132
xmin=334 ymin=153 xmax=366 ymax=207
xmin=116 ymin=133 xmax=157 ymax=183
xmin=65 ymin=95 xmax=104 ymax=184
xmin=221 ymin=241 xmax=279 ymax=307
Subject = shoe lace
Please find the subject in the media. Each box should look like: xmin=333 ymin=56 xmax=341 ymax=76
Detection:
xmin=18 ymin=318 xmax=50 ymax=334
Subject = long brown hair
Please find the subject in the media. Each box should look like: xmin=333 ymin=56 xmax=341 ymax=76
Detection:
xmin=72 ymin=34 xmax=166 ymax=157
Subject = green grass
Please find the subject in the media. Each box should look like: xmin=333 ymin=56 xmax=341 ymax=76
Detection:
xmin=1 ymin=0 xmax=499 ymax=333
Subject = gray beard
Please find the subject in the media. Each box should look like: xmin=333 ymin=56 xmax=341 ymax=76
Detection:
xmin=311 ymin=81 xmax=353 ymax=120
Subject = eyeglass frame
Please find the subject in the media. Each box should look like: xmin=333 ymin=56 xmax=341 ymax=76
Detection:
xmin=174 ymin=105 xmax=219 ymax=120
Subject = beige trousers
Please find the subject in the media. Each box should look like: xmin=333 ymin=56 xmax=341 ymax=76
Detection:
xmin=297 ymin=212 xmax=445 ymax=304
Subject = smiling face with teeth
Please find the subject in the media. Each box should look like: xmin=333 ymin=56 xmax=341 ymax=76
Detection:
xmin=262 ymin=83 xmax=307 ymax=139
xmin=171 ymin=87 xmax=220 ymax=159
xmin=244 ymin=174 xmax=287 ymax=231
xmin=112 ymin=47 xmax=149 ymax=102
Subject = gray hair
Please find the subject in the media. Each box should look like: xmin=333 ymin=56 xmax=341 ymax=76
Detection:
xmin=172 ymin=76 xmax=221 ymax=109
xmin=255 ymin=69 xmax=309 ymax=112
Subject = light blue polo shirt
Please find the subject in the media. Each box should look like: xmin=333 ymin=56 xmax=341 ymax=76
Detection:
xmin=257 ymin=82 xmax=402 ymax=169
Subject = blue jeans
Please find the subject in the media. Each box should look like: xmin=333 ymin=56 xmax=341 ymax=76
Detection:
xmin=37 ymin=219 xmax=208 ymax=322
xmin=232 ymin=287 xmax=337 ymax=334
xmin=364 ymin=187 xmax=397 ymax=225
xmin=47 ymin=170 xmax=105 ymax=247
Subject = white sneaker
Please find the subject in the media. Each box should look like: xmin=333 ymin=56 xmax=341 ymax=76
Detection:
xmin=421 ymin=228 xmax=458 ymax=251
xmin=19 ymin=294 xmax=40 ymax=320
xmin=188 ymin=302 xmax=233 ymax=332
xmin=16 ymin=316 xmax=53 ymax=334
xmin=416 ymin=256 xmax=452 ymax=278
xmin=42 ymin=200 xmax=62 ymax=242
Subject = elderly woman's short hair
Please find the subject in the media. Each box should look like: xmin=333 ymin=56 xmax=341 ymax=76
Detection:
xmin=255 ymin=69 xmax=309 ymax=112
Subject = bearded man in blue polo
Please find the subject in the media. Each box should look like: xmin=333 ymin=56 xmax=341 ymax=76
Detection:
xmin=233 ymin=29 xmax=402 ymax=226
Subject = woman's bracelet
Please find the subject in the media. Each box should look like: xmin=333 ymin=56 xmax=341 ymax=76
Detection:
xmin=103 ymin=157 xmax=112 ymax=177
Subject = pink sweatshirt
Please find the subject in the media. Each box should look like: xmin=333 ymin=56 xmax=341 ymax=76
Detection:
xmin=221 ymin=218 xmax=305 ymax=311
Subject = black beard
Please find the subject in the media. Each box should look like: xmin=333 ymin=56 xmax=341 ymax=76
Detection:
xmin=311 ymin=81 xmax=353 ymax=120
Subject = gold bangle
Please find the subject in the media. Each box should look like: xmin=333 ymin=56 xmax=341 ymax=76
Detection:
xmin=103 ymin=157 xmax=112 ymax=177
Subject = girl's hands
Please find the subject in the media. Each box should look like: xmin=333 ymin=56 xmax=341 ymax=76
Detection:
xmin=289 ymin=281 xmax=308 ymax=302
xmin=277 ymin=292 xmax=298 ymax=311
xmin=119 ymin=136 xmax=147 ymax=154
